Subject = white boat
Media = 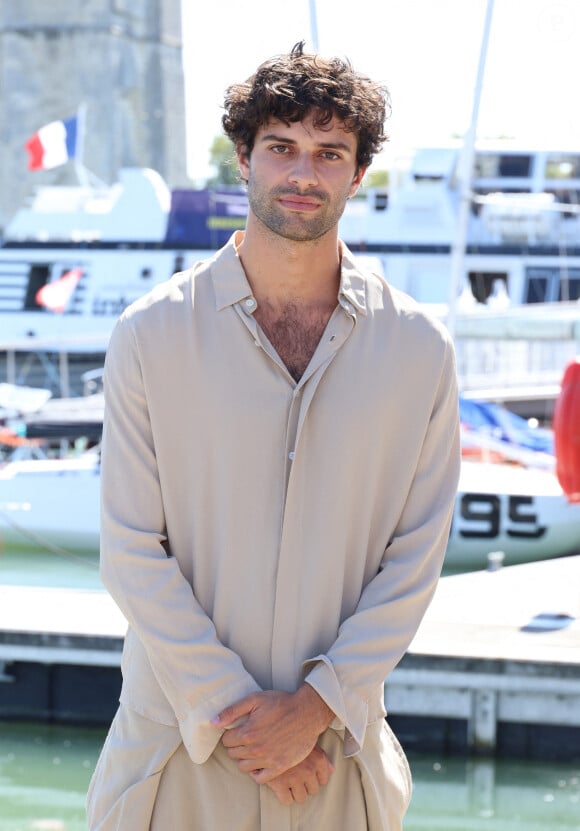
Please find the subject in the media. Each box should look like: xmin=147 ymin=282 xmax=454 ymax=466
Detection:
xmin=447 ymin=460 xmax=580 ymax=570
xmin=0 ymin=168 xmax=219 ymax=347
xmin=0 ymin=451 xmax=100 ymax=555
xmin=339 ymin=143 xmax=580 ymax=308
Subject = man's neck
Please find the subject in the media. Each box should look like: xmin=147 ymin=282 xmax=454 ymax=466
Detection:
xmin=235 ymin=220 xmax=342 ymax=310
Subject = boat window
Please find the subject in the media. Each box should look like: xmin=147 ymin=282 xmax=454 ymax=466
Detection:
xmin=412 ymin=174 xmax=444 ymax=182
xmin=557 ymin=272 xmax=580 ymax=302
xmin=474 ymin=154 xmax=498 ymax=177
xmin=524 ymin=266 xmax=558 ymax=303
xmin=545 ymin=155 xmax=580 ymax=179
xmin=499 ymin=155 xmax=531 ymax=177
xmin=172 ymin=254 xmax=185 ymax=275
xmin=373 ymin=192 xmax=389 ymax=211
xmin=23 ymin=264 xmax=50 ymax=311
xmin=524 ymin=273 xmax=549 ymax=303
xmin=525 ymin=266 xmax=580 ymax=303
xmin=474 ymin=153 xmax=532 ymax=178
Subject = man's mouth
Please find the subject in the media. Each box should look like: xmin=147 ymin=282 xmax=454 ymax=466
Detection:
xmin=277 ymin=192 xmax=323 ymax=211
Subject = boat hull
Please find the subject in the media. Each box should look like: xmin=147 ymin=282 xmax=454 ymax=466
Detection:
xmin=0 ymin=456 xmax=100 ymax=555
xmin=447 ymin=461 xmax=580 ymax=569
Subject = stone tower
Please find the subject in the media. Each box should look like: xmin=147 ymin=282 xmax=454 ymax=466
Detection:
xmin=0 ymin=0 xmax=188 ymax=231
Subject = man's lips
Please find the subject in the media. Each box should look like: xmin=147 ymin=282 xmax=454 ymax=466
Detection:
xmin=277 ymin=195 xmax=322 ymax=211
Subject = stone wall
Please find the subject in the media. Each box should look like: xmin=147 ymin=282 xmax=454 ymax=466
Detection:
xmin=0 ymin=0 xmax=187 ymax=231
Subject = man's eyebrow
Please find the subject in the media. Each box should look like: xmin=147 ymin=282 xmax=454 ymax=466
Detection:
xmin=259 ymin=133 xmax=353 ymax=152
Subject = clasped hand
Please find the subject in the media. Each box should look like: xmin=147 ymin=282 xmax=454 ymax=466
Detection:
xmin=211 ymin=686 xmax=334 ymax=805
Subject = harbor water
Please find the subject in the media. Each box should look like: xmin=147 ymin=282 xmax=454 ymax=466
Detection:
xmin=0 ymin=721 xmax=579 ymax=830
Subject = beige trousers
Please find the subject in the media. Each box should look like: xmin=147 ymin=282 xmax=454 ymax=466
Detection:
xmin=87 ymin=705 xmax=410 ymax=831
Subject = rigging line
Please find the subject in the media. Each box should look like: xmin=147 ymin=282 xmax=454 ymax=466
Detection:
xmin=0 ymin=508 xmax=99 ymax=568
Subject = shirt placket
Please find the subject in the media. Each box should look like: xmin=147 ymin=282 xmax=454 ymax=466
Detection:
xmin=270 ymin=302 xmax=357 ymax=692
xmin=234 ymin=292 xmax=358 ymax=831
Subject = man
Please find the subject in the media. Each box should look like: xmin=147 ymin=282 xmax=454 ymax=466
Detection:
xmin=87 ymin=42 xmax=460 ymax=830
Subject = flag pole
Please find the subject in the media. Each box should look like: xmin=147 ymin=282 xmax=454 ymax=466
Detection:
xmin=74 ymin=102 xmax=90 ymax=188
xmin=73 ymin=102 xmax=107 ymax=189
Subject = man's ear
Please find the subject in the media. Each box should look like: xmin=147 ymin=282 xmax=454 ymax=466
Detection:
xmin=349 ymin=166 xmax=367 ymax=198
xmin=236 ymin=143 xmax=250 ymax=182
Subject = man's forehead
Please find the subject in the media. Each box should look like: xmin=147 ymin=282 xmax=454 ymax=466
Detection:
xmin=257 ymin=115 xmax=356 ymax=146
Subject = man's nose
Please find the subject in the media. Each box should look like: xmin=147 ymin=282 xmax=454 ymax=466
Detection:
xmin=288 ymin=153 xmax=319 ymax=189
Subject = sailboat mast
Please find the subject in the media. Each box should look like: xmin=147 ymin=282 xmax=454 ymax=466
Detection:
xmin=309 ymin=0 xmax=320 ymax=50
xmin=446 ymin=0 xmax=495 ymax=338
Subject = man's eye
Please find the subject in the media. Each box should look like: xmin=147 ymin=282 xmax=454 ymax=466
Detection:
xmin=322 ymin=152 xmax=340 ymax=161
xmin=271 ymin=145 xmax=290 ymax=154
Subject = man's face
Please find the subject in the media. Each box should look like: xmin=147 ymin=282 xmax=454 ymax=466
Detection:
xmin=237 ymin=113 xmax=366 ymax=243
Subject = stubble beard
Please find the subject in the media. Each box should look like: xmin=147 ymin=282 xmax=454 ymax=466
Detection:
xmin=247 ymin=177 xmax=350 ymax=243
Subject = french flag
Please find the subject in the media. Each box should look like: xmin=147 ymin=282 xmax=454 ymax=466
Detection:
xmin=25 ymin=116 xmax=78 ymax=171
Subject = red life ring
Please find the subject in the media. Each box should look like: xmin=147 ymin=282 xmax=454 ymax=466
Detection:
xmin=553 ymin=357 xmax=580 ymax=502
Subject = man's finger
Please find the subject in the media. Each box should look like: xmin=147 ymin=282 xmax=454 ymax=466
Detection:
xmin=235 ymin=757 xmax=265 ymax=774
xmin=290 ymin=783 xmax=308 ymax=804
xmin=211 ymin=695 xmax=256 ymax=728
xmin=316 ymin=761 xmax=332 ymax=786
xmin=220 ymin=730 xmax=252 ymax=750
xmin=303 ymin=775 xmax=320 ymax=796
xmin=249 ymin=766 xmax=282 ymax=785
xmin=267 ymin=782 xmax=293 ymax=807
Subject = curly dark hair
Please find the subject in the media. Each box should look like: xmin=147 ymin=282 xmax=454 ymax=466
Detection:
xmin=222 ymin=41 xmax=390 ymax=171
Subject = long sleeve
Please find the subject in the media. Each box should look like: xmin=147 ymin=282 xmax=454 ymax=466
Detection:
xmin=99 ymin=315 xmax=261 ymax=764
xmin=303 ymin=338 xmax=460 ymax=756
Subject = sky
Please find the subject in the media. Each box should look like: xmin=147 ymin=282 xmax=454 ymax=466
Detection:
xmin=181 ymin=0 xmax=579 ymax=184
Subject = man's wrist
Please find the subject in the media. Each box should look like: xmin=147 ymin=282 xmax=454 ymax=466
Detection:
xmin=297 ymin=683 xmax=334 ymax=734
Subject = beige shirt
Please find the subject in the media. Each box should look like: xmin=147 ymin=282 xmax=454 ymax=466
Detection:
xmin=97 ymin=233 xmax=460 ymax=826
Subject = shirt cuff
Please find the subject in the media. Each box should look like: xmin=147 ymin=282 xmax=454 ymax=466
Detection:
xmin=178 ymin=678 xmax=262 ymax=764
xmin=302 ymin=655 xmax=368 ymax=757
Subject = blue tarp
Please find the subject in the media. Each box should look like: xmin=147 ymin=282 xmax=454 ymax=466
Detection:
xmin=459 ymin=396 xmax=554 ymax=454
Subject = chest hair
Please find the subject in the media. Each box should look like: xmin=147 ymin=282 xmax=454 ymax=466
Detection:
xmin=255 ymin=300 xmax=335 ymax=382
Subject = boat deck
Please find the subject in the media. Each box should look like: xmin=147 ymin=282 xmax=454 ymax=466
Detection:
xmin=0 ymin=555 xmax=579 ymax=759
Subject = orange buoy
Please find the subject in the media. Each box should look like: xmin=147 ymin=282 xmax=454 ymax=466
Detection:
xmin=553 ymin=357 xmax=580 ymax=502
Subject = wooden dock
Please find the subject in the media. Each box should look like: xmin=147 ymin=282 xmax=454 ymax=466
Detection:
xmin=387 ymin=554 xmax=580 ymax=760
xmin=0 ymin=555 xmax=579 ymax=760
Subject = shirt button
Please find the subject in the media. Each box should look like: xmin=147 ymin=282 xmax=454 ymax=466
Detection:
xmin=288 ymin=451 xmax=295 ymax=461
xmin=245 ymin=297 xmax=256 ymax=311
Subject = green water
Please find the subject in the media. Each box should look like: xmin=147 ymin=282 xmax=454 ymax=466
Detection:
xmin=0 ymin=722 xmax=578 ymax=830
xmin=0 ymin=722 xmax=103 ymax=831
xmin=407 ymin=755 xmax=580 ymax=830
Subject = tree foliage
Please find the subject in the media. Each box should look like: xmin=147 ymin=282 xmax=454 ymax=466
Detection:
xmin=363 ymin=168 xmax=389 ymax=189
xmin=207 ymin=135 xmax=240 ymax=186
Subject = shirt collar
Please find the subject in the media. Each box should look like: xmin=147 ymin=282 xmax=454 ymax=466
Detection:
xmin=338 ymin=242 xmax=368 ymax=316
xmin=211 ymin=233 xmax=369 ymax=316
xmin=212 ymin=232 xmax=254 ymax=311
